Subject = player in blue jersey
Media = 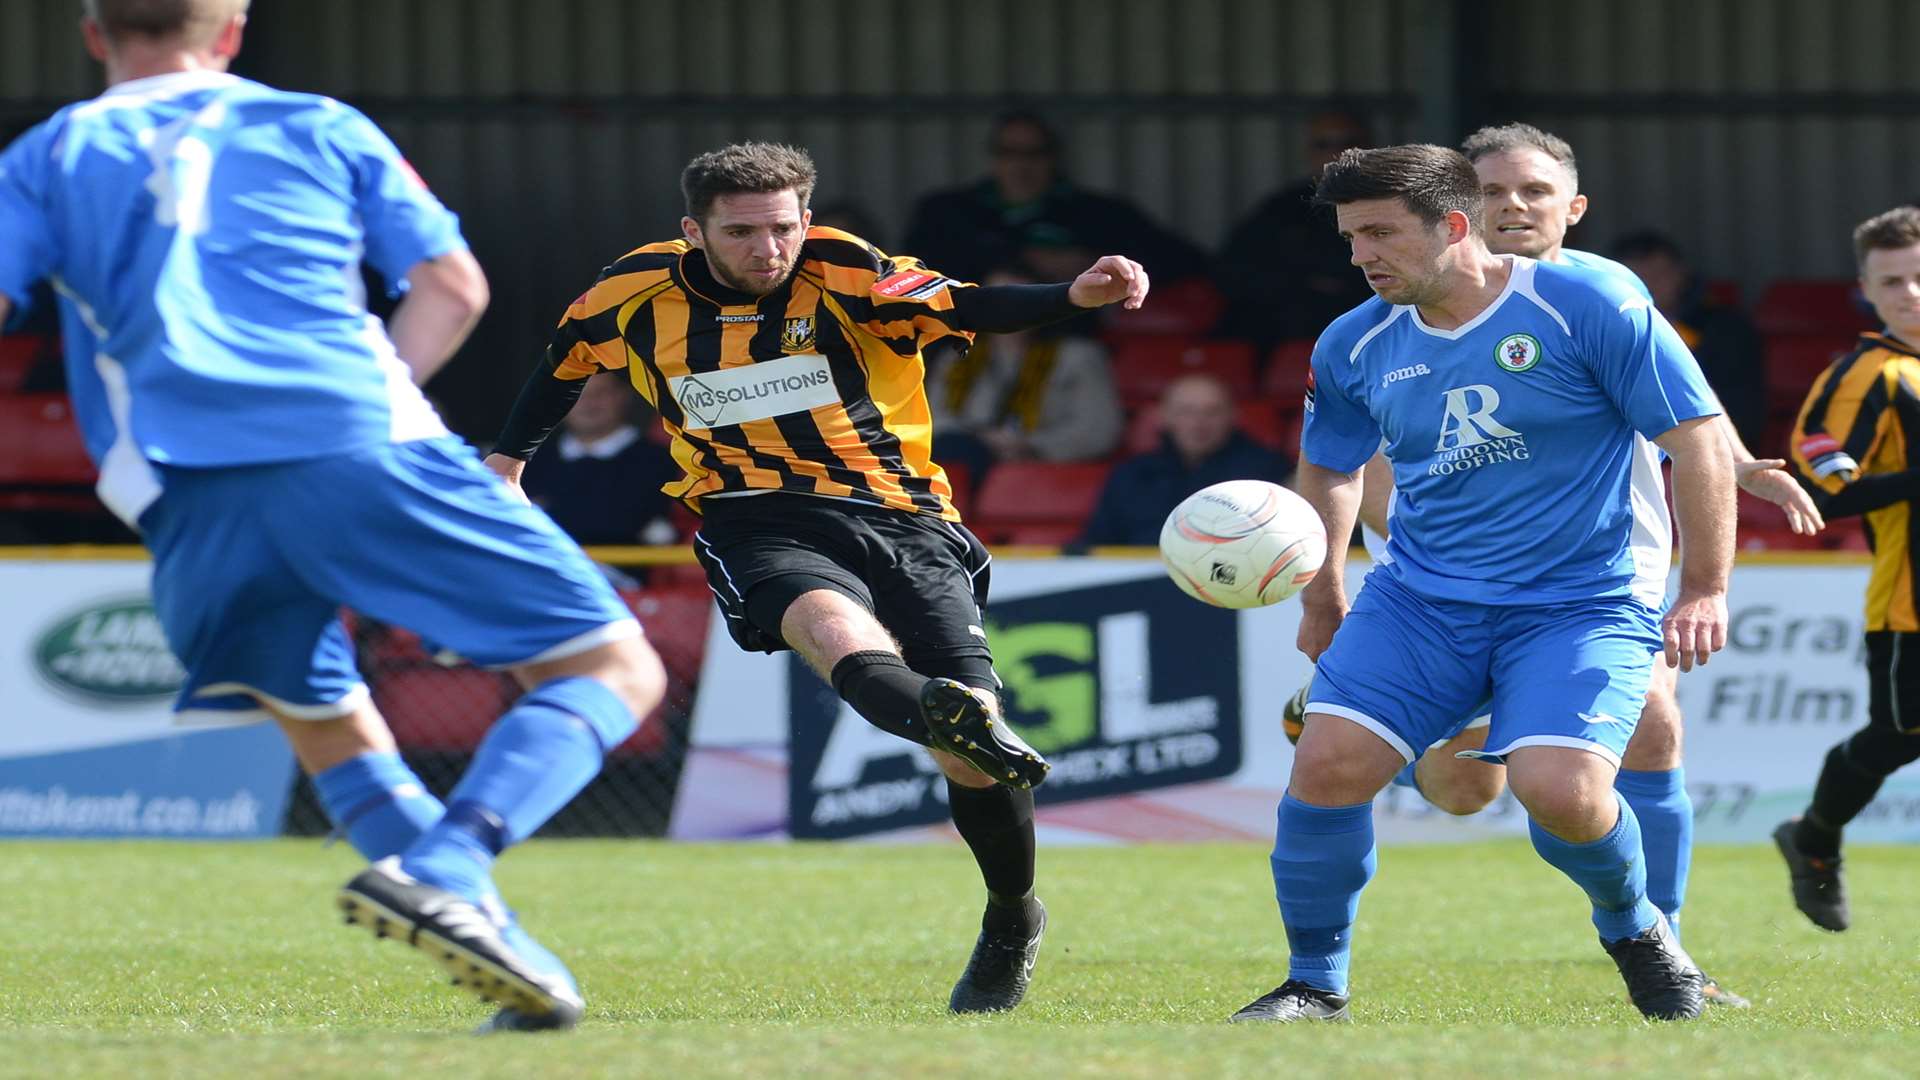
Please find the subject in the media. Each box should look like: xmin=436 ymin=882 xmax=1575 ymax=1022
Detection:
xmin=1231 ymin=144 xmax=1736 ymax=1024
xmin=0 ymin=0 xmax=663 ymax=1032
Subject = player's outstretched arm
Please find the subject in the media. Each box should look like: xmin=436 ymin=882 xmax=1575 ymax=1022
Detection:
xmin=943 ymin=256 xmax=1147 ymax=335
xmin=389 ymin=249 xmax=489 ymax=386
xmin=1656 ymin=415 xmax=1736 ymax=672
xmin=1295 ymin=460 xmax=1363 ymax=661
xmin=1718 ymin=413 xmax=1824 ymax=535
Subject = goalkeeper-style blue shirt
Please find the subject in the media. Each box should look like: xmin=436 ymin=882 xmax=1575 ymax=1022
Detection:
xmin=1302 ymin=254 xmax=1718 ymax=607
xmin=0 ymin=71 xmax=463 ymax=522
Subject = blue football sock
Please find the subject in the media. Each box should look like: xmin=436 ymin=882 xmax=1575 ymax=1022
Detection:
xmin=1614 ymin=766 xmax=1692 ymax=941
xmin=1270 ymin=794 xmax=1376 ymax=996
xmin=403 ymin=676 xmax=636 ymax=899
xmin=312 ymin=751 xmax=443 ymax=860
xmin=1528 ymin=792 xmax=1663 ymax=942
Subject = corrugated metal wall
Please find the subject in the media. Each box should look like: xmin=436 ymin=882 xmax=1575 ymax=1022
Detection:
xmin=1482 ymin=0 xmax=1920 ymax=295
xmin=4 ymin=0 xmax=1916 ymax=425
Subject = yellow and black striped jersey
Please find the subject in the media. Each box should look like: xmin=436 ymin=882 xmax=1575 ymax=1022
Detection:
xmin=530 ymin=227 xmax=976 ymax=520
xmin=1791 ymin=331 xmax=1920 ymax=631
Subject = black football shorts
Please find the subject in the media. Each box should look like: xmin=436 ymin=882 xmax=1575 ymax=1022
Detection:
xmin=692 ymin=492 xmax=994 ymax=673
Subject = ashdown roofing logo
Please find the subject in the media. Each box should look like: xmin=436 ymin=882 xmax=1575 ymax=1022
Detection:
xmin=33 ymin=597 xmax=185 ymax=704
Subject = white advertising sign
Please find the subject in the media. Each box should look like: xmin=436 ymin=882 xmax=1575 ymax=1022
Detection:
xmin=673 ymin=556 xmax=1897 ymax=845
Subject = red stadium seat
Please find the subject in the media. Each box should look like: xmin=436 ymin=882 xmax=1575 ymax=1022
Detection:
xmin=1701 ymin=279 xmax=1742 ymax=308
xmin=939 ymin=460 xmax=975 ymax=516
xmin=376 ymin=667 xmax=519 ymax=753
xmin=1754 ymin=280 xmax=1873 ymax=337
xmin=1099 ymin=277 xmax=1226 ymax=339
xmin=1109 ymin=338 xmax=1257 ymax=406
xmin=0 ymin=394 xmax=93 ymax=484
xmin=1764 ymin=335 xmax=1855 ymax=418
xmin=968 ymin=461 xmax=1111 ymax=544
xmin=0 ymin=335 xmax=49 ymax=394
xmin=1262 ymin=339 xmax=1315 ymax=401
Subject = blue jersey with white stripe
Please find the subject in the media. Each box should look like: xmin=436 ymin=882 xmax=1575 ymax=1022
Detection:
xmin=0 ymin=72 xmax=463 ymax=520
xmin=1302 ymin=255 xmax=1718 ymax=606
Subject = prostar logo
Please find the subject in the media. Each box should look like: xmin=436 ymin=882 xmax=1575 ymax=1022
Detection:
xmin=1429 ymin=384 xmax=1531 ymax=477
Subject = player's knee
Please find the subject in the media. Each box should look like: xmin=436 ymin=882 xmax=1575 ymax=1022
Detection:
xmin=601 ymin=636 xmax=667 ymax=718
xmin=1506 ymin=750 xmax=1617 ymax=837
xmin=1421 ymin=763 xmax=1505 ymax=816
xmin=1621 ymin=683 xmax=1683 ymax=770
xmin=1844 ymin=727 xmax=1920 ymax=775
xmin=1291 ymin=729 xmax=1398 ymax=805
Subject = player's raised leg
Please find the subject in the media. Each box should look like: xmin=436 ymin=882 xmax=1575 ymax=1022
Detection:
xmin=776 ymin=586 xmax=1047 ymax=1012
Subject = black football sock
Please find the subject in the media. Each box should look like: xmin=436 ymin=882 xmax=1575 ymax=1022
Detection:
xmin=1800 ymin=739 xmax=1890 ymax=856
xmin=830 ymin=650 xmax=933 ymax=746
xmin=947 ymin=780 xmax=1040 ymax=933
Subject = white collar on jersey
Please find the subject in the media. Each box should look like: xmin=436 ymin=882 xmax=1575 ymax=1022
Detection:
xmin=1406 ymin=254 xmax=1527 ymax=341
xmin=557 ymin=425 xmax=643 ymax=462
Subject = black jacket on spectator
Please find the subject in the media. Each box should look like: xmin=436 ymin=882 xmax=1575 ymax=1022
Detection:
xmin=1669 ymin=292 xmax=1767 ymax=450
xmin=1217 ymin=179 xmax=1375 ymax=346
xmin=903 ymin=178 xmax=1211 ymax=286
xmin=1076 ymin=432 xmax=1295 ymax=547
xmin=521 ymin=428 xmax=679 ymax=546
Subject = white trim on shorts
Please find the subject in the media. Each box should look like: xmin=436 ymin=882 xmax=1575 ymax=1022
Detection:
xmin=1459 ymin=734 xmax=1622 ymax=769
xmin=1304 ymin=700 xmax=1418 ymax=763
xmin=492 ymin=618 xmax=642 ymax=670
xmin=182 ymin=681 xmax=373 ymax=724
xmin=1463 ymin=713 xmax=1491 ymax=731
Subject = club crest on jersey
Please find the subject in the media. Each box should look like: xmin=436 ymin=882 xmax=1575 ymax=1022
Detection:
xmin=781 ymin=316 xmax=816 ymax=351
xmin=1494 ymin=333 xmax=1543 ymax=373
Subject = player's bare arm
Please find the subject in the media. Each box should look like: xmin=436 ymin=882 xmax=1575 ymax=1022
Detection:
xmin=1357 ymin=451 xmax=1393 ymax=539
xmin=388 ymin=248 xmax=489 ymax=386
xmin=1294 ymin=460 xmax=1364 ymax=660
xmin=1655 ymin=415 xmax=1735 ymax=672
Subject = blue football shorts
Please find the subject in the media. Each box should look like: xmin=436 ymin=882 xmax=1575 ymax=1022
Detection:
xmin=140 ymin=436 xmax=640 ymax=723
xmin=1306 ymin=568 xmax=1661 ymax=768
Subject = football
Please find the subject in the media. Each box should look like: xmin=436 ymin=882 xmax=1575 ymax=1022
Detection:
xmin=1159 ymin=480 xmax=1327 ymax=609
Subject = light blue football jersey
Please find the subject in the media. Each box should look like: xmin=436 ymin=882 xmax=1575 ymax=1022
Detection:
xmin=0 ymin=71 xmax=463 ymax=523
xmin=1302 ymin=255 xmax=1718 ymax=607
xmin=1560 ymin=247 xmax=1652 ymax=300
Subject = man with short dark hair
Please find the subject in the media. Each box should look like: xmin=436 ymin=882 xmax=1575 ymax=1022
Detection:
xmin=902 ymin=112 xmax=1208 ymax=287
xmin=487 ymin=141 xmax=1151 ymax=1014
xmin=1218 ymin=108 xmax=1379 ymax=344
xmin=1777 ymin=204 xmax=1920 ymax=932
xmin=1234 ymin=144 xmax=1734 ymax=1024
xmin=0 ymin=0 xmax=666 ymax=1033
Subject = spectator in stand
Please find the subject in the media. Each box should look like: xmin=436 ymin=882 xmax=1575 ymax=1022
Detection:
xmin=903 ymin=110 xmax=1211 ymax=288
xmin=1218 ymin=108 xmax=1378 ymax=346
xmin=1613 ymin=230 xmax=1768 ymax=449
xmin=929 ymin=262 xmax=1124 ymax=484
xmin=521 ymin=371 xmax=679 ymax=546
xmin=1076 ymin=373 xmax=1293 ymax=546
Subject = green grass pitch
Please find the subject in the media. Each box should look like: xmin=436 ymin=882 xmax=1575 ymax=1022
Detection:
xmin=2 ymin=839 xmax=1917 ymax=1078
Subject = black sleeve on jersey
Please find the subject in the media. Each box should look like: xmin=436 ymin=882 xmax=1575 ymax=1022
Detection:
xmin=493 ymin=353 xmax=586 ymax=461
xmin=1814 ymin=469 xmax=1920 ymax=519
xmin=947 ymin=282 xmax=1081 ymax=333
